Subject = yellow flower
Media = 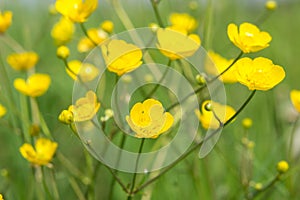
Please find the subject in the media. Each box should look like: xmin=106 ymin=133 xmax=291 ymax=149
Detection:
xmin=265 ymin=1 xmax=277 ymax=10
xmin=51 ymin=17 xmax=75 ymax=46
xmin=242 ymin=118 xmax=253 ymax=129
xmin=58 ymin=109 xmax=74 ymax=124
xmin=71 ymin=91 xmax=100 ymax=122
xmin=0 ymin=194 xmax=3 ymax=200
xmin=66 ymin=60 xmax=99 ymax=82
xmin=206 ymin=51 xmax=237 ymax=83
xmin=0 ymin=11 xmax=12 ymax=33
xmin=227 ymin=22 xmax=272 ymax=53
xmin=235 ymin=57 xmax=285 ymax=91
xmin=14 ymin=74 xmax=51 ymax=97
xmin=290 ymin=90 xmax=300 ymax=112
xmin=169 ymin=13 xmax=197 ymax=33
xmin=157 ymin=27 xmax=201 ymax=60
xmin=19 ymin=138 xmax=58 ymax=166
xmin=101 ymin=20 xmax=114 ymax=33
xmin=77 ymin=28 xmax=108 ymax=52
xmin=277 ymin=160 xmax=289 ymax=173
xmin=0 ymin=104 xmax=7 ymax=118
xmin=126 ymin=99 xmax=174 ymax=139
xmin=55 ymin=0 xmax=98 ymax=23
xmin=195 ymin=100 xmax=236 ymax=129
xmin=57 ymin=45 xmax=70 ymax=59
xmin=7 ymin=52 xmax=39 ymax=71
xmin=102 ymin=39 xmax=143 ymax=76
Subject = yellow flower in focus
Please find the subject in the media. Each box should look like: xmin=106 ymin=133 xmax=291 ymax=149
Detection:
xmin=126 ymin=99 xmax=174 ymax=139
xmin=51 ymin=17 xmax=75 ymax=46
xmin=66 ymin=60 xmax=99 ymax=82
xmin=7 ymin=52 xmax=39 ymax=71
xmin=19 ymin=138 xmax=58 ymax=166
xmin=206 ymin=51 xmax=237 ymax=83
xmin=102 ymin=39 xmax=143 ymax=76
xmin=227 ymin=22 xmax=272 ymax=53
xmin=290 ymin=90 xmax=300 ymax=112
xmin=57 ymin=45 xmax=70 ymax=59
xmin=14 ymin=74 xmax=51 ymax=97
xmin=55 ymin=0 xmax=98 ymax=23
xmin=78 ymin=28 xmax=108 ymax=52
xmin=58 ymin=109 xmax=74 ymax=124
xmin=195 ymin=100 xmax=236 ymax=129
xmin=157 ymin=27 xmax=201 ymax=60
xmin=0 ymin=11 xmax=12 ymax=33
xmin=71 ymin=91 xmax=100 ymax=122
xmin=235 ymin=57 xmax=285 ymax=91
xmin=101 ymin=20 xmax=114 ymax=33
xmin=277 ymin=160 xmax=289 ymax=173
xmin=169 ymin=13 xmax=197 ymax=33
xmin=266 ymin=1 xmax=277 ymax=10
xmin=0 ymin=104 xmax=7 ymax=118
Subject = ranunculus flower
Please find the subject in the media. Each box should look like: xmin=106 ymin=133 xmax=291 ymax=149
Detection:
xmin=0 ymin=11 xmax=12 ymax=33
xmin=7 ymin=52 xmax=39 ymax=71
xmin=169 ymin=13 xmax=197 ymax=33
xmin=290 ymin=90 xmax=300 ymax=113
xmin=66 ymin=60 xmax=99 ymax=82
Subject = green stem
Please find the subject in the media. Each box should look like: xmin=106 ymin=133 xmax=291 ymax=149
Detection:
xmin=127 ymin=138 xmax=146 ymax=199
xmin=69 ymin=177 xmax=86 ymax=200
xmin=134 ymin=90 xmax=256 ymax=194
xmin=19 ymin=94 xmax=31 ymax=142
xmin=150 ymin=0 xmax=164 ymax=27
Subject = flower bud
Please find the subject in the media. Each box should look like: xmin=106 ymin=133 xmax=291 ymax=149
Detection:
xmin=58 ymin=109 xmax=74 ymax=124
xmin=57 ymin=46 xmax=70 ymax=59
xmin=242 ymin=118 xmax=253 ymax=129
xmin=101 ymin=20 xmax=114 ymax=33
xmin=265 ymin=1 xmax=277 ymax=10
xmin=195 ymin=74 xmax=206 ymax=85
xmin=277 ymin=160 xmax=289 ymax=173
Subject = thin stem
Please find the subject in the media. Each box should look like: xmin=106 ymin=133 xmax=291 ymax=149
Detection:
xmin=127 ymin=138 xmax=146 ymax=199
xmin=69 ymin=177 xmax=86 ymax=200
xmin=150 ymin=0 xmax=164 ymax=27
xmin=80 ymin=22 xmax=98 ymax=46
xmin=19 ymin=94 xmax=31 ymax=142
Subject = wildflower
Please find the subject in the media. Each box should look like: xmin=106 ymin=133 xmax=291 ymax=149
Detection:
xmin=102 ymin=39 xmax=143 ymax=76
xmin=265 ymin=1 xmax=277 ymax=10
xmin=58 ymin=109 xmax=74 ymax=124
xmin=195 ymin=74 xmax=206 ymax=85
xmin=157 ymin=27 xmax=201 ymax=60
xmin=7 ymin=52 xmax=39 ymax=71
xmin=101 ymin=20 xmax=114 ymax=33
xmin=0 ymin=104 xmax=7 ymax=118
xmin=0 ymin=194 xmax=3 ymax=200
xmin=242 ymin=118 xmax=253 ymax=129
xmin=71 ymin=91 xmax=100 ymax=122
xmin=14 ymin=74 xmax=51 ymax=97
xmin=254 ymin=182 xmax=263 ymax=190
xmin=126 ymin=99 xmax=174 ymax=138
xmin=227 ymin=22 xmax=272 ymax=53
xmin=169 ymin=13 xmax=197 ymax=33
xmin=19 ymin=138 xmax=58 ymax=166
xmin=51 ymin=17 xmax=75 ymax=46
xmin=56 ymin=45 xmax=70 ymax=59
xmin=66 ymin=60 xmax=99 ymax=82
xmin=235 ymin=57 xmax=285 ymax=91
xmin=277 ymin=160 xmax=289 ymax=173
xmin=55 ymin=0 xmax=98 ymax=23
xmin=77 ymin=28 xmax=108 ymax=52
xmin=0 ymin=11 xmax=12 ymax=33
xmin=290 ymin=90 xmax=300 ymax=113
xmin=195 ymin=100 xmax=236 ymax=129
xmin=206 ymin=51 xmax=237 ymax=83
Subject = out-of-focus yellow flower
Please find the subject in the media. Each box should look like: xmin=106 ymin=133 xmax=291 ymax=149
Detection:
xmin=0 ymin=194 xmax=3 ymax=200
xmin=290 ymin=90 xmax=300 ymax=113
xmin=71 ymin=91 xmax=100 ymax=122
xmin=66 ymin=60 xmax=99 ymax=82
xmin=277 ymin=160 xmax=289 ymax=173
xmin=149 ymin=23 xmax=159 ymax=32
xmin=206 ymin=51 xmax=237 ymax=83
xmin=0 ymin=11 xmax=12 ymax=33
xmin=58 ymin=109 xmax=74 ymax=124
xmin=0 ymin=104 xmax=6 ymax=118
xmin=19 ymin=138 xmax=58 ymax=166
xmin=227 ymin=22 xmax=272 ymax=53
xmin=51 ymin=17 xmax=75 ymax=46
xmin=14 ymin=74 xmax=51 ymax=97
xmin=157 ymin=27 xmax=201 ymax=60
xmin=55 ymin=0 xmax=98 ymax=23
xmin=169 ymin=13 xmax=197 ymax=33
xmin=254 ymin=183 xmax=263 ymax=190
xmin=7 ymin=52 xmax=39 ymax=71
xmin=195 ymin=100 xmax=236 ymax=129
xmin=56 ymin=45 xmax=70 ymax=59
xmin=78 ymin=28 xmax=108 ymax=52
xmin=235 ymin=57 xmax=285 ymax=91
xmin=126 ymin=99 xmax=174 ymax=138
xmin=101 ymin=20 xmax=114 ymax=33
xmin=266 ymin=0 xmax=277 ymax=10
xmin=102 ymin=39 xmax=143 ymax=76
xmin=242 ymin=118 xmax=253 ymax=129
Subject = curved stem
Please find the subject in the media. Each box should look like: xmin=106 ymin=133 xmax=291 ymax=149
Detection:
xmin=150 ymin=0 xmax=164 ymax=27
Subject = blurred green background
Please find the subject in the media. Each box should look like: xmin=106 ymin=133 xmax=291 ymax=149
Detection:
xmin=0 ymin=0 xmax=300 ymax=199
